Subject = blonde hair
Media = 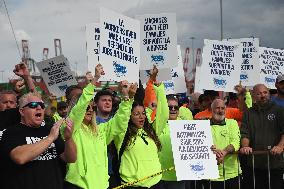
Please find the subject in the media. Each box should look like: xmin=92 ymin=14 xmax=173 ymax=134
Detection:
xmin=19 ymin=92 xmax=42 ymax=108
xmin=82 ymin=110 xmax=98 ymax=136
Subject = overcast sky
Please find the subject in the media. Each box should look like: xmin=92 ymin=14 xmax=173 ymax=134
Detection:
xmin=0 ymin=0 xmax=283 ymax=82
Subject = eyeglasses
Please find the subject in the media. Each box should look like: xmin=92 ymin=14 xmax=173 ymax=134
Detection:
xmin=132 ymin=112 xmax=146 ymax=117
xmin=86 ymin=105 xmax=96 ymax=111
xmin=168 ymin=105 xmax=179 ymax=111
xmin=22 ymin=102 xmax=45 ymax=109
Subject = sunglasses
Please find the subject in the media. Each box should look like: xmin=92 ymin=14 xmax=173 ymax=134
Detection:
xmin=86 ymin=105 xmax=96 ymax=111
xmin=22 ymin=102 xmax=45 ymax=109
xmin=168 ymin=105 xmax=179 ymax=111
xmin=151 ymin=102 xmax=157 ymax=108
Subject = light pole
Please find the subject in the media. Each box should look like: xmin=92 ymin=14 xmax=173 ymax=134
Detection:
xmin=220 ymin=0 xmax=223 ymax=40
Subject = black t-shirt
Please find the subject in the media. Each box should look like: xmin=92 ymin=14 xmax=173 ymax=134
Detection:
xmin=0 ymin=108 xmax=21 ymax=140
xmin=0 ymin=123 xmax=65 ymax=189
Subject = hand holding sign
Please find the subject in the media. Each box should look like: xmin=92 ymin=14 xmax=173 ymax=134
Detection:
xmin=118 ymin=80 xmax=130 ymax=98
xmin=92 ymin=64 xmax=105 ymax=84
xmin=128 ymin=82 xmax=138 ymax=99
xmin=150 ymin=65 xmax=159 ymax=81
xmin=234 ymin=84 xmax=247 ymax=96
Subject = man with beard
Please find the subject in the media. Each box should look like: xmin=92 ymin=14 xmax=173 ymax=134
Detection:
xmin=271 ymin=74 xmax=284 ymax=107
xmin=240 ymin=84 xmax=284 ymax=189
xmin=203 ymin=99 xmax=241 ymax=189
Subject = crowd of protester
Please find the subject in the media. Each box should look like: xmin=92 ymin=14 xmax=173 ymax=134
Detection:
xmin=0 ymin=63 xmax=283 ymax=189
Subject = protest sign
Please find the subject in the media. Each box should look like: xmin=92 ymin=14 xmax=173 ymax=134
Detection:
xmin=259 ymin=47 xmax=284 ymax=89
xmin=86 ymin=23 xmax=100 ymax=74
xmin=200 ymin=39 xmax=242 ymax=92
xmin=36 ymin=55 xmax=77 ymax=97
xmin=163 ymin=80 xmax=175 ymax=95
xmin=169 ymin=120 xmax=219 ymax=180
xmin=139 ymin=68 xmax=171 ymax=84
xmin=227 ymin=38 xmax=260 ymax=86
xmin=161 ymin=45 xmax=186 ymax=95
xmin=136 ymin=13 xmax=177 ymax=70
xmin=100 ymin=7 xmax=140 ymax=83
xmin=194 ymin=64 xmax=203 ymax=94
xmin=171 ymin=45 xmax=186 ymax=93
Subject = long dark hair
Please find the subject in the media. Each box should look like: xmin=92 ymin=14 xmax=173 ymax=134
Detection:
xmin=124 ymin=101 xmax=162 ymax=151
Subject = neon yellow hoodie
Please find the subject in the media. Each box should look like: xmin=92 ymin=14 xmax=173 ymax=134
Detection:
xmin=114 ymin=84 xmax=168 ymax=188
xmin=210 ymin=118 xmax=241 ymax=181
xmin=158 ymin=107 xmax=193 ymax=181
xmin=65 ymin=83 xmax=133 ymax=189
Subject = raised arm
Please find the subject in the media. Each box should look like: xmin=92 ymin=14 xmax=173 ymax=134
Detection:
xmin=13 ymin=63 xmax=36 ymax=93
xmin=103 ymin=81 xmax=137 ymax=144
xmin=153 ymin=83 xmax=169 ymax=136
xmin=68 ymin=64 xmax=103 ymax=132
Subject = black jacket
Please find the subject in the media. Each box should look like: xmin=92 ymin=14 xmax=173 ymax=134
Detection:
xmin=241 ymin=101 xmax=284 ymax=169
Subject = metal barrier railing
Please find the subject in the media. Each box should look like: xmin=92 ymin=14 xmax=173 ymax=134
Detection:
xmin=112 ymin=149 xmax=283 ymax=189
xmin=190 ymin=149 xmax=284 ymax=189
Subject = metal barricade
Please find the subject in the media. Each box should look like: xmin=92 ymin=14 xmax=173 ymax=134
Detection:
xmin=189 ymin=149 xmax=283 ymax=189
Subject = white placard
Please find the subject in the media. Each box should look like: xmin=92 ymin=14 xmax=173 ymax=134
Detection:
xmin=194 ymin=65 xmax=204 ymax=94
xmin=172 ymin=45 xmax=186 ymax=93
xmin=199 ymin=39 xmax=242 ymax=92
xmin=86 ymin=23 xmax=100 ymax=73
xmin=162 ymin=45 xmax=187 ymax=95
xmin=100 ymin=8 xmax=140 ymax=83
xmin=227 ymin=38 xmax=260 ymax=86
xmin=136 ymin=13 xmax=177 ymax=70
xmin=36 ymin=55 xmax=77 ymax=97
xmin=139 ymin=68 xmax=171 ymax=84
xmin=169 ymin=120 xmax=219 ymax=180
xmin=259 ymin=47 xmax=284 ymax=89
xmin=163 ymin=80 xmax=175 ymax=95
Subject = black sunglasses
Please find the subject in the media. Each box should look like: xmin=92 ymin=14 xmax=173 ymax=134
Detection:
xmin=168 ymin=105 xmax=179 ymax=110
xmin=22 ymin=102 xmax=45 ymax=109
xmin=86 ymin=105 xmax=96 ymax=111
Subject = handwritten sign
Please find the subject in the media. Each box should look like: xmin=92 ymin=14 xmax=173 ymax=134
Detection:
xmin=199 ymin=39 xmax=242 ymax=92
xmin=136 ymin=13 xmax=177 ymax=70
xmin=36 ymin=55 xmax=77 ymax=97
xmin=259 ymin=47 xmax=284 ymax=89
xmin=169 ymin=120 xmax=219 ymax=180
xmin=100 ymin=8 xmax=140 ymax=83
xmin=86 ymin=23 xmax=100 ymax=74
xmin=227 ymin=38 xmax=260 ymax=86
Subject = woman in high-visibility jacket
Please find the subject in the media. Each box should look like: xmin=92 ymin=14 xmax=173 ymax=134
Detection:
xmin=64 ymin=65 xmax=137 ymax=189
xmin=114 ymin=84 xmax=168 ymax=188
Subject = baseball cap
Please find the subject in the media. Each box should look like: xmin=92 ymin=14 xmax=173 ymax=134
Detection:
xmin=276 ymin=74 xmax=284 ymax=83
